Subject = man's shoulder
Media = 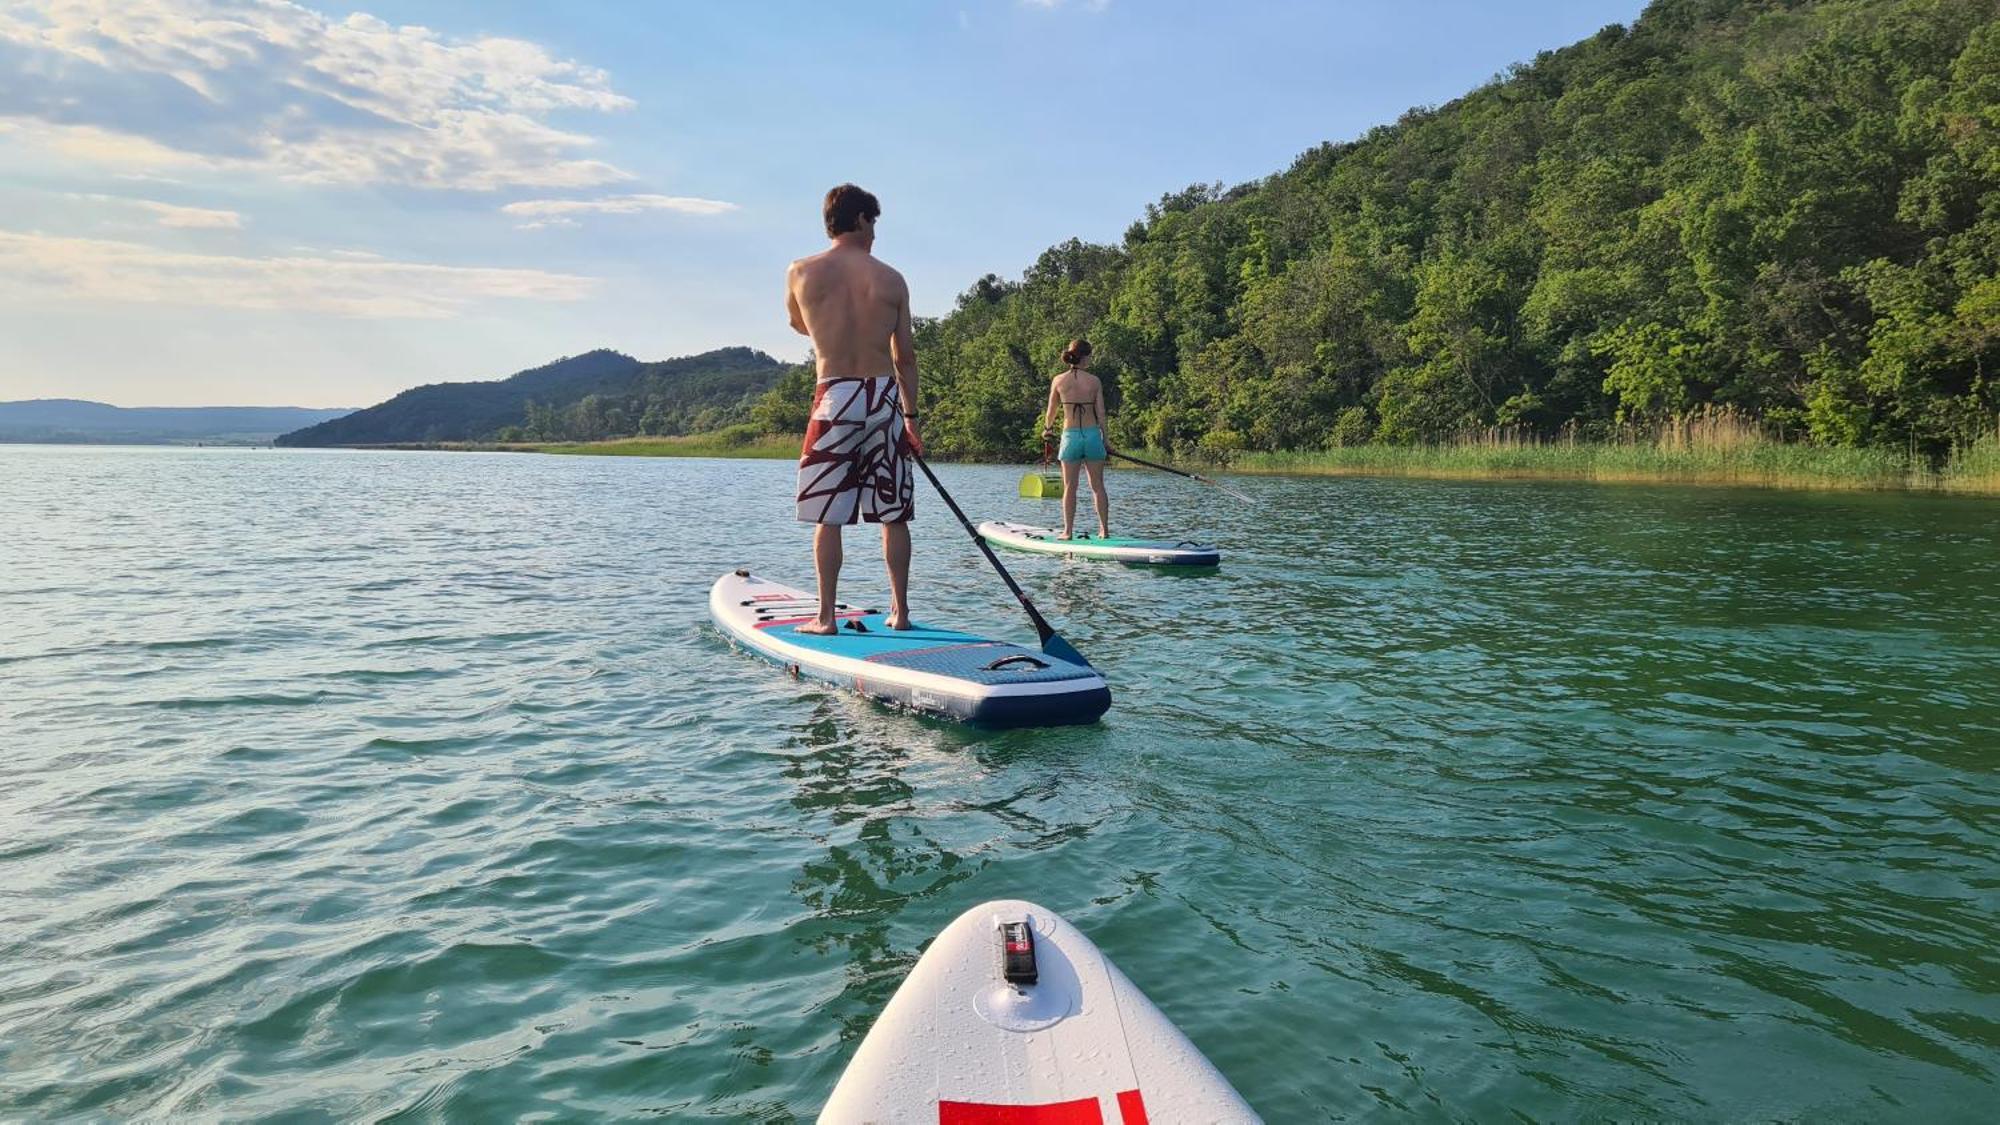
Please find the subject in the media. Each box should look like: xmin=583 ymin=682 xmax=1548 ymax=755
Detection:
xmin=869 ymin=257 xmax=908 ymax=289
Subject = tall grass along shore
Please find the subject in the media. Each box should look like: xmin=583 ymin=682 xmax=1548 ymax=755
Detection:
xmin=531 ymin=426 xmax=798 ymax=459
xmin=418 ymin=410 xmax=2000 ymax=496
xmin=1220 ymin=411 xmax=2000 ymax=495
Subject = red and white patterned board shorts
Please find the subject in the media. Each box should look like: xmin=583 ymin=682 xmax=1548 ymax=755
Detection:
xmin=796 ymin=375 xmax=914 ymax=524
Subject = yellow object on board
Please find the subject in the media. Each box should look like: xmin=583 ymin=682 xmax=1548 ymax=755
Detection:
xmin=1019 ymin=472 xmax=1064 ymax=498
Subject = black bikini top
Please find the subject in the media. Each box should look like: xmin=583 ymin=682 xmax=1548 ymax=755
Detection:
xmin=1058 ymin=374 xmax=1099 ymax=427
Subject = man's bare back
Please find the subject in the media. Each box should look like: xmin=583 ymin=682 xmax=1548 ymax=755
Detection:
xmin=788 ymin=247 xmax=910 ymax=380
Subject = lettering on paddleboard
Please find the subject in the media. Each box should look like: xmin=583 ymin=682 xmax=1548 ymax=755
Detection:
xmin=937 ymin=1090 xmax=1150 ymax=1125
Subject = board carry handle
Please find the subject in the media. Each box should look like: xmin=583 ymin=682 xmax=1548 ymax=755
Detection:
xmin=984 ymin=654 xmax=1051 ymax=672
xmin=911 ymin=452 xmax=1094 ymax=670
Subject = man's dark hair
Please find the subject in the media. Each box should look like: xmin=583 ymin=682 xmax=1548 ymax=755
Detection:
xmin=824 ymin=183 xmax=881 ymax=238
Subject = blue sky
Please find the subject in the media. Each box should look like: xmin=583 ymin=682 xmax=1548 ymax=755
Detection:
xmin=0 ymin=0 xmax=1648 ymax=408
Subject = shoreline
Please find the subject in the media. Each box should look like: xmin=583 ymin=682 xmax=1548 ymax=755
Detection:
xmin=1219 ymin=444 xmax=2000 ymax=496
xmin=315 ymin=434 xmax=2000 ymax=497
xmin=336 ymin=434 xmax=803 ymax=459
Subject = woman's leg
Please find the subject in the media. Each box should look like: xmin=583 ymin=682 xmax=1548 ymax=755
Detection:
xmin=1085 ymin=459 xmax=1109 ymax=538
xmin=1060 ymin=458 xmax=1081 ymax=538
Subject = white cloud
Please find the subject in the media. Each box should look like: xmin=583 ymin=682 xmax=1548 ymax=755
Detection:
xmin=0 ymin=228 xmax=597 ymax=317
xmin=10 ymin=121 xmax=213 ymax=170
xmin=0 ymin=0 xmax=635 ymax=190
xmin=138 ymin=200 xmax=243 ymax=228
xmin=72 ymin=192 xmax=244 ymax=228
xmin=500 ymin=194 xmax=739 ymax=225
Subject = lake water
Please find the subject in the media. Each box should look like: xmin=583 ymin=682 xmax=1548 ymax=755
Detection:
xmin=2 ymin=445 xmax=1997 ymax=1120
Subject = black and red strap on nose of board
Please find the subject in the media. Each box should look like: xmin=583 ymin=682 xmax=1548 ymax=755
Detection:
xmin=999 ymin=919 xmax=1037 ymax=986
xmin=946 ymin=918 xmax=1154 ymax=1125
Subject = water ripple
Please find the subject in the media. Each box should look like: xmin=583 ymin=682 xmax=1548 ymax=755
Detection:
xmin=1 ymin=447 xmax=1996 ymax=1118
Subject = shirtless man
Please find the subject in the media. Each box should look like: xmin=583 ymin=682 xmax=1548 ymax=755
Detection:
xmin=787 ymin=183 xmax=923 ymax=634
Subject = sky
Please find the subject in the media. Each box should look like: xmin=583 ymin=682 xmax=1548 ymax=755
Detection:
xmin=0 ymin=0 xmax=1650 ymax=408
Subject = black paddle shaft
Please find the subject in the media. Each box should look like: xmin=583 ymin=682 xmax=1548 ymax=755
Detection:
xmin=1111 ymin=450 xmax=1258 ymax=503
xmin=1111 ymin=450 xmax=1193 ymax=478
xmin=911 ymin=452 xmax=1090 ymax=668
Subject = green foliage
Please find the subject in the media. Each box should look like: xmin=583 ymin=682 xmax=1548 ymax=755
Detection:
xmin=532 ymin=432 xmax=800 ymax=459
xmin=513 ymin=350 xmax=786 ymax=444
xmin=750 ymin=363 xmax=816 ymax=434
xmin=1596 ymin=321 xmax=1709 ymax=420
xmin=1330 ymin=405 xmax=1374 ymax=447
xmin=789 ymin=0 xmax=1998 ymax=461
xmin=1224 ymin=426 xmax=1929 ymax=492
xmin=280 ymin=348 xmax=784 ymax=447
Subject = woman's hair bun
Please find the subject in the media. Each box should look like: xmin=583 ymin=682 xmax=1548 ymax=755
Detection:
xmin=1061 ymin=338 xmax=1093 ymax=366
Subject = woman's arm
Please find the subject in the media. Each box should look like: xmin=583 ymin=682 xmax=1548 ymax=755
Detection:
xmin=1096 ymin=378 xmax=1112 ymax=452
xmin=1043 ymin=380 xmax=1061 ymax=435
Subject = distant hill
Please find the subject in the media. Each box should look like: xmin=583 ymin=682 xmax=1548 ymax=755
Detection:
xmin=0 ymin=400 xmax=354 ymax=445
xmin=816 ymin=0 xmax=1999 ymax=459
xmin=277 ymin=346 xmax=788 ymax=447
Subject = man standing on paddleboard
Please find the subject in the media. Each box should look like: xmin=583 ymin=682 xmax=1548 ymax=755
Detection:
xmin=787 ymin=184 xmax=923 ymax=634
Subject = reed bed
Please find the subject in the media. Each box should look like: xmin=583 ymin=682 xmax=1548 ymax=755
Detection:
xmin=531 ymin=429 xmax=799 ymax=459
xmin=1940 ymin=422 xmax=2000 ymax=494
xmin=1219 ymin=408 xmax=1990 ymax=494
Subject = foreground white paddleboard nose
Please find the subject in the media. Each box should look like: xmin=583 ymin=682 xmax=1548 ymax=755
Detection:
xmin=822 ymin=899 xmax=1258 ymax=1124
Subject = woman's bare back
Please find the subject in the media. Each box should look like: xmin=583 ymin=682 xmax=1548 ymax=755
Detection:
xmin=1052 ymin=368 xmax=1103 ymax=428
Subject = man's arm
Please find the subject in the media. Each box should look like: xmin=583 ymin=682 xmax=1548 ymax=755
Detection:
xmin=785 ymin=262 xmax=809 ymax=336
xmin=889 ymin=272 xmax=918 ymax=415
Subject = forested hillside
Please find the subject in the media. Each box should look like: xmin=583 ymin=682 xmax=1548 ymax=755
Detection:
xmin=278 ymin=347 xmax=783 ymax=446
xmin=0 ymin=400 xmax=352 ymax=444
xmin=756 ymin=0 xmax=1998 ymax=459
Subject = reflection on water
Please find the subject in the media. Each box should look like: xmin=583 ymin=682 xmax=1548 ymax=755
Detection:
xmin=1 ymin=446 xmax=1997 ymax=1119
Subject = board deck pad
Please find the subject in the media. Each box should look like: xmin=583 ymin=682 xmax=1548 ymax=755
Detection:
xmin=977 ymin=521 xmax=1221 ymax=566
xmin=710 ymin=572 xmax=1110 ymax=728
xmin=821 ymin=898 xmax=1259 ymax=1123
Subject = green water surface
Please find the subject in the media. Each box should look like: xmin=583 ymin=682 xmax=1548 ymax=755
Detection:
xmin=1 ymin=445 xmax=1996 ymax=1120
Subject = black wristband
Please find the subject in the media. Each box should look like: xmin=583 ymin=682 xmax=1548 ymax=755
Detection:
xmin=904 ymin=412 xmax=920 ymax=421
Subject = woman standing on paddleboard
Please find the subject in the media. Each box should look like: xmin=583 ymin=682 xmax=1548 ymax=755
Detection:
xmin=1042 ymin=339 xmax=1112 ymax=541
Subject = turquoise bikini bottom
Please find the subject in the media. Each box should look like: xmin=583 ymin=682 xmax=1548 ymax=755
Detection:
xmin=1058 ymin=426 xmax=1107 ymax=463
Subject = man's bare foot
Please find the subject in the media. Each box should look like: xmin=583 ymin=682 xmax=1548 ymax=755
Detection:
xmin=794 ymin=620 xmax=839 ymax=635
xmin=884 ymin=612 xmax=916 ymax=631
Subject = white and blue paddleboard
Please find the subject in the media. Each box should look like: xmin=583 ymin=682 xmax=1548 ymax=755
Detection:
xmin=710 ymin=571 xmax=1110 ymax=728
xmin=977 ymin=521 xmax=1221 ymax=567
xmin=822 ymin=899 xmax=1259 ymax=1123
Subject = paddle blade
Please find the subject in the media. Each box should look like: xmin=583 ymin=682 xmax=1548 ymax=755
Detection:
xmin=1040 ymin=631 xmax=1093 ymax=669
